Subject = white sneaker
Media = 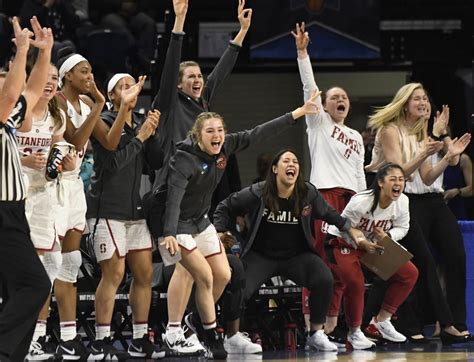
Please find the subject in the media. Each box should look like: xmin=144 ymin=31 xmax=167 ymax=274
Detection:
xmin=163 ymin=328 xmax=205 ymax=356
xmin=306 ymin=330 xmax=338 ymax=351
xmin=25 ymin=340 xmax=54 ymax=361
xmin=347 ymin=329 xmax=376 ymax=350
xmin=371 ymin=318 xmax=406 ymax=343
xmin=224 ymin=332 xmax=263 ymax=354
xmin=186 ymin=333 xmax=206 ymax=353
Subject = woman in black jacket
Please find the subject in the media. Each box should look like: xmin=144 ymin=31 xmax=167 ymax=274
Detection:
xmin=212 ymin=149 xmax=367 ymax=352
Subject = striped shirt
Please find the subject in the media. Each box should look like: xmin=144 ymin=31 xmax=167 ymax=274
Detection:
xmin=0 ymin=95 xmax=27 ymax=201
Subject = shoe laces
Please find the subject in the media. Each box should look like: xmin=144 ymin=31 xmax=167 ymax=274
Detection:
xmin=235 ymin=332 xmax=252 ymax=342
xmin=29 ymin=341 xmax=44 ymax=354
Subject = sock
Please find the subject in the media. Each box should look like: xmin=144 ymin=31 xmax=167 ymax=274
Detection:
xmin=166 ymin=322 xmax=181 ymax=332
xmin=133 ymin=322 xmax=148 ymax=339
xmin=60 ymin=321 xmax=77 ymax=341
xmin=95 ymin=325 xmax=111 ymax=340
xmin=202 ymin=320 xmax=217 ymax=330
xmin=33 ymin=320 xmax=47 ymax=341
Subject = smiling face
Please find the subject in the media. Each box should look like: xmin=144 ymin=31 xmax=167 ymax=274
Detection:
xmin=198 ymin=117 xmax=226 ymax=155
xmin=64 ymin=60 xmax=92 ymax=93
xmin=378 ymin=167 xmax=405 ymax=207
xmin=273 ymin=151 xmax=300 ymax=189
xmin=324 ymin=87 xmax=350 ymax=124
xmin=405 ymin=88 xmax=428 ymax=122
xmin=109 ymin=75 xmax=136 ymax=109
xmin=178 ymin=65 xmax=203 ymax=100
xmin=41 ymin=64 xmax=59 ymax=101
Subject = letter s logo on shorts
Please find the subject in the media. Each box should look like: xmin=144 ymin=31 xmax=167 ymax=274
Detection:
xmin=216 ymin=156 xmax=227 ymax=169
xmin=99 ymin=243 xmax=107 ymax=254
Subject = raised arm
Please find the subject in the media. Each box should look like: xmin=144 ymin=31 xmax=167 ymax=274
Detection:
xmin=231 ymin=0 xmax=252 ymax=46
xmin=0 ymin=17 xmax=30 ymax=123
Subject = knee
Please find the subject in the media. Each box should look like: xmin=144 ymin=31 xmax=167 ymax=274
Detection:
xmin=308 ymin=265 xmax=333 ymax=292
xmin=214 ymin=267 xmax=231 ymax=289
xmin=194 ymin=266 xmax=213 ymax=291
xmin=403 ymin=262 xmax=419 ymax=286
xmin=42 ymin=251 xmax=63 ymax=285
xmin=132 ymin=264 xmax=153 ymax=287
xmin=56 ymin=250 xmax=82 ymax=283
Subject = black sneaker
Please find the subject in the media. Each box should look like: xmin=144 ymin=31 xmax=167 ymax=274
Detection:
xmin=128 ymin=333 xmax=166 ymax=359
xmin=90 ymin=337 xmax=129 ymax=360
xmin=25 ymin=336 xmax=57 ymax=361
xmin=56 ymin=335 xmax=103 ymax=360
xmin=203 ymin=329 xmax=228 ymax=360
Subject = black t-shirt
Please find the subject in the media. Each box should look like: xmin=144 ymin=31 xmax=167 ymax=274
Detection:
xmin=253 ymin=197 xmax=309 ymax=259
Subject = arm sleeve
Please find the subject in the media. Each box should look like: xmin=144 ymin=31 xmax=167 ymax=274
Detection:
xmin=389 ymin=197 xmax=410 ymax=241
xmin=144 ymin=135 xmax=164 ymax=171
xmin=224 ymin=112 xmax=296 ymax=154
xmin=162 ymin=153 xmax=193 ymax=237
xmin=100 ymin=138 xmax=144 ymax=172
xmin=213 ymin=185 xmax=257 ymax=232
xmin=201 ymin=42 xmax=241 ymax=105
xmin=296 ymin=55 xmax=323 ymax=130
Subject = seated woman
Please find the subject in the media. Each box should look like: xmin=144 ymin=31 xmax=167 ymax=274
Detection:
xmin=326 ymin=163 xmax=419 ymax=349
xmin=213 ymin=149 xmax=366 ymax=352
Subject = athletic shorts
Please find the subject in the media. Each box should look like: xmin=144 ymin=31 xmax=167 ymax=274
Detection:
xmin=88 ymin=218 xmax=153 ymax=262
xmin=177 ymin=224 xmax=222 ymax=258
xmin=56 ymin=176 xmax=87 ymax=238
xmin=25 ymin=183 xmax=59 ymax=251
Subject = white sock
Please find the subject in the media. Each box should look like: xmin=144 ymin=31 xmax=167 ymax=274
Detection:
xmin=133 ymin=322 xmax=148 ymax=340
xmin=60 ymin=321 xmax=77 ymax=341
xmin=33 ymin=320 xmax=47 ymax=342
xmin=166 ymin=322 xmax=181 ymax=332
xmin=95 ymin=325 xmax=111 ymax=340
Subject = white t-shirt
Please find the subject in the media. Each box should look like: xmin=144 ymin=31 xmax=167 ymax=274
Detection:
xmin=297 ymin=55 xmax=366 ymax=192
xmin=17 ymin=109 xmax=66 ymax=187
xmin=327 ymin=191 xmax=410 ymax=249
xmin=405 ymin=154 xmax=444 ymax=194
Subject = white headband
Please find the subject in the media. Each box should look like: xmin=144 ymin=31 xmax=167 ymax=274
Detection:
xmin=107 ymin=73 xmax=133 ymax=100
xmin=58 ymin=54 xmax=87 ymax=87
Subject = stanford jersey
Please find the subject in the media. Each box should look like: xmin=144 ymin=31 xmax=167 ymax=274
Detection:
xmin=297 ymin=56 xmax=366 ymax=193
xmin=328 ymin=191 xmax=410 ymax=249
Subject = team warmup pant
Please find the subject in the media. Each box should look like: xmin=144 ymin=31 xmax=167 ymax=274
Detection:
xmin=0 ymin=201 xmax=51 ymax=361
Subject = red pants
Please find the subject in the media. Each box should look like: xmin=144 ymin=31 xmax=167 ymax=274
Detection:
xmin=302 ymin=188 xmax=354 ymax=315
xmin=327 ymin=245 xmax=418 ymax=328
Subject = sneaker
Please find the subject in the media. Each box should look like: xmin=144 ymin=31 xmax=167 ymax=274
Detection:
xmin=90 ymin=337 xmax=129 ymax=360
xmin=327 ymin=331 xmax=346 ymax=348
xmin=57 ymin=335 xmax=104 ymax=360
xmin=347 ymin=329 xmax=376 ymax=350
xmin=224 ymin=332 xmax=262 ymax=354
xmin=25 ymin=337 xmax=55 ymax=361
xmin=184 ymin=312 xmax=205 ymax=337
xmin=45 ymin=141 xmax=74 ymax=181
xmin=203 ymin=329 xmax=228 ymax=359
xmin=128 ymin=333 xmax=166 ymax=359
xmin=366 ymin=317 xmax=406 ymax=343
xmin=163 ymin=328 xmax=205 ymax=356
xmin=305 ymin=330 xmax=338 ymax=352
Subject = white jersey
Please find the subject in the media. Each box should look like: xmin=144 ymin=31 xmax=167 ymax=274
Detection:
xmin=327 ymin=191 xmax=410 ymax=249
xmin=16 ymin=109 xmax=66 ymax=187
xmin=62 ymin=97 xmax=91 ymax=177
xmin=297 ymin=56 xmax=366 ymax=192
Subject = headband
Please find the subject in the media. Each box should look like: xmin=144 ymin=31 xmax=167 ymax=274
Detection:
xmin=107 ymin=73 xmax=133 ymax=100
xmin=58 ymin=54 xmax=87 ymax=87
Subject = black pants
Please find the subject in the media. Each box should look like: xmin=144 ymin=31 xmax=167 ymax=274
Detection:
xmin=408 ymin=193 xmax=467 ymax=331
xmin=241 ymin=251 xmax=333 ymax=325
xmin=0 ymin=201 xmax=51 ymax=360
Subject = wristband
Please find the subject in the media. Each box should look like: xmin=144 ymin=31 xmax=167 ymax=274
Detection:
xmin=431 ymin=133 xmax=449 ymax=141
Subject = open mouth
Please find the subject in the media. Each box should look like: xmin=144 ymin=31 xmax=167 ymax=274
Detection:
xmin=285 ymin=168 xmax=296 ymax=178
xmin=211 ymin=141 xmax=221 ymax=148
xmin=337 ymin=104 xmax=346 ymax=112
xmin=392 ymin=186 xmax=401 ymax=197
xmin=192 ymin=85 xmax=202 ymax=93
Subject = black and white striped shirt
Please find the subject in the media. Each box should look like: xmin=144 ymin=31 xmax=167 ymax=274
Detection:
xmin=0 ymin=95 xmax=27 ymax=201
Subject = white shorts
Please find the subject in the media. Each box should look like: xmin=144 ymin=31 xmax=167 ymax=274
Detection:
xmin=88 ymin=218 xmax=153 ymax=262
xmin=56 ymin=176 xmax=87 ymax=238
xmin=177 ymin=224 xmax=223 ymax=258
xmin=25 ymin=183 xmax=59 ymax=251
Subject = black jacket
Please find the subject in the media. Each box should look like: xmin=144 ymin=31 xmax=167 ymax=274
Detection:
xmin=163 ymin=113 xmax=296 ymax=237
xmin=213 ymin=182 xmax=352 ymax=258
xmin=150 ymin=32 xmax=241 ymax=187
xmin=86 ymin=110 xmax=163 ymax=220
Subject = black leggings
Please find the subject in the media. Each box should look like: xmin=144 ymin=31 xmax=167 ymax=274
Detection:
xmin=241 ymin=250 xmax=333 ymax=325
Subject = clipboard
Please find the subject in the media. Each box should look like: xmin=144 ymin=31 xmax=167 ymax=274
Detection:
xmin=360 ymin=235 xmax=413 ymax=281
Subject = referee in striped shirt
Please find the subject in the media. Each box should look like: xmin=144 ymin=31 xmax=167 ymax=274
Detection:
xmin=0 ymin=17 xmax=54 ymax=361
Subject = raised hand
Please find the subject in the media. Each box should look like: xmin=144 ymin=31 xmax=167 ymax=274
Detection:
xmin=29 ymin=16 xmax=53 ymax=51
xmin=173 ymin=0 xmax=188 ymax=18
xmin=121 ymin=75 xmax=146 ymax=106
xmin=291 ymin=90 xmax=321 ymax=119
xmin=89 ymin=74 xmax=106 ymax=104
xmin=237 ymin=0 xmax=252 ymax=32
xmin=433 ymin=105 xmax=449 ymax=136
xmin=291 ymin=22 xmax=310 ymax=52
xmin=446 ymin=133 xmax=471 ymax=158
xmin=137 ymin=110 xmax=160 ymax=142
xmin=11 ymin=17 xmax=32 ymax=52
xmin=423 ymin=138 xmax=444 ymax=157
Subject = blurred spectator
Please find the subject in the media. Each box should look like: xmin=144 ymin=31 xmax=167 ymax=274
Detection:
xmin=443 ymin=152 xmax=473 ymax=220
xmin=252 ymin=152 xmax=271 ymax=184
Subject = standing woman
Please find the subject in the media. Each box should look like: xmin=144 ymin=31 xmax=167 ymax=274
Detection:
xmin=293 ymin=22 xmax=366 ymax=335
xmin=365 ymin=82 xmax=471 ymax=343
xmin=326 ymin=163 xmax=418 ymax=348
xmin=53 ymin=49 xmax=106 ymax=359
xmin=160 ymin=94 xmax=321 ymax=358
xmin=87 ymin=73 xmax=164 ymax=359
xmin=213 ymin=149 xmax=368 ymax=352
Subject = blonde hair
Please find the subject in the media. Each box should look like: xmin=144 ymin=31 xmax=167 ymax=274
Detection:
xmin=190 ymin=112 xmax=226 ymax=143
xmin=368 ymin=83 xmax=428 ymax=142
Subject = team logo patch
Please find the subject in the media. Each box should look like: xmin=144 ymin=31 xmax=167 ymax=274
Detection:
xmin=340 ymin=247 xmax=351 ymax=255
xmin=216 ymin=156 xmax=227 ymax=169
xmin=302 ymin=205 xmax=311 ymax=216
xmin=201 ymin=163 xmax=209 ymax=174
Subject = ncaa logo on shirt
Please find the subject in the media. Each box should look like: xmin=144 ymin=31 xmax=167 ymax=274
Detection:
xmin=216 ymin=156 xmax=227 ymax=169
